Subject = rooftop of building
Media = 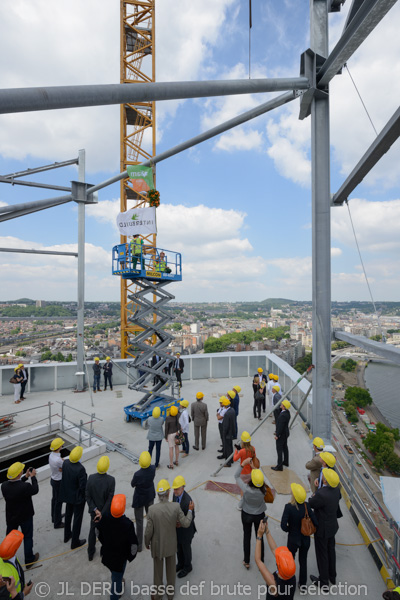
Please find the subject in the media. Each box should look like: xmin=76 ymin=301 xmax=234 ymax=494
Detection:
xmin=0 ymin=367 xmax=388 ymax=599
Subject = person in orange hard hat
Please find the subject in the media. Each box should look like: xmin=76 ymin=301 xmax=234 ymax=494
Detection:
xmin=0 ymin=530 xmax=33 ymax=598
xmin=255 ymin=519 xmax=296 ymax=598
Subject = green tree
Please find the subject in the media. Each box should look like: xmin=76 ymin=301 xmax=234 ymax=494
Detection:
xmin=331 ymin=341 xmax=350 ymax=350
xmin=344 ymin=386 xmax=372 ymax=407
xmin=294 ymin=353 xmax=313 ymax=374
xmin=341 ymin=358 xmax=357 ymax=372
xmin=385 ymin=452 xmax=400 ymax=473
xmin=172 ymin=323 xmax=182 ymax=331
xmin=66 ymin=353 xmax=73 ymax=362
xmin=204 ymin=338 xmax=224 ymax=353
xmin=370 ymin=334 xmax=382 ymax=341
xmin=41 ymin=350 xmax=52 ymax=361
xmin=55 ymin=352 xmax=65 ymax=362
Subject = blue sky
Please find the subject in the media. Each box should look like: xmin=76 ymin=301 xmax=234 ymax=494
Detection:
xmin=0 ymin=0 xmax=400 ymax=303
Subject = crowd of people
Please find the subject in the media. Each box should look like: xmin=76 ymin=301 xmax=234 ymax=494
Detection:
xmin=1 ymin=365 xmax=396 ymax=599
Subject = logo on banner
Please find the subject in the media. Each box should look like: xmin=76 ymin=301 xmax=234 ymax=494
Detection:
xmin=116 ymin=207 xmax=157 ymax=236
xmin=127 ymin=165 xmax=155 ymax=193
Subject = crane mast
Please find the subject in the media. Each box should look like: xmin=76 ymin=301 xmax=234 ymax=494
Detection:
xmin=120 ymin=0 xmax=156 ymax=358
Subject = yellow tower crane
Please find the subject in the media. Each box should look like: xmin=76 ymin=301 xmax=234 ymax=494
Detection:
xmin=120 ymin=0 xmax=156 ymax=358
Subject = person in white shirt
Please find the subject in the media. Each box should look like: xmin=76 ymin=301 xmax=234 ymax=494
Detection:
xmin=49 ymin=437 xmax=65 ymax=529
xmin=179 ymin=400 xmax=190 ymax=457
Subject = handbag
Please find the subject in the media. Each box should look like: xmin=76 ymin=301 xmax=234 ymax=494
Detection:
xmin=175 ymin=430 xmax=185 ymax=446
xmin=251 ymin=456 xmax=260 ymax=469
xmin=9 ymin=377 xmax=18 ymax=384
xmin=264 ymin=485 xmax=275 ymax=504
xmin=301 ymin=503 xmax=316 ymax=536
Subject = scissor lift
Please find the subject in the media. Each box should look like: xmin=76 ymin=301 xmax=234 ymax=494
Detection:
xmin=112 ymin=244 xmax=183 ymax=422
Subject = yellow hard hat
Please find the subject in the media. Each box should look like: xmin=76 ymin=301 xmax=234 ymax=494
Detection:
xmin=7 ymin=462 xmax=25 ymax=480
xmin=18 ymin=363 xmax=23 ymax=369
xmin=282 ymin=399 xmax=291 ymax=410
xmin=139 ymin=451 xmax=151 ymax=469
xmin=172 ymin=475 xmax=186 ymax=489
xmin=227 ymin=390 xmax=236 ymax=399
xmin=94 ymin=357 xmax=99 ymax=362
xmin=241 ymin=431 xmax=251 ymax=443
xmin=14 ymin=366 xmax=19 ymax=371
xmin=233 ymin=385 xmax=241 ymax=393
xmin=312 ymin=437 xmax=325 ymax=450
xmin=170 ymin=406 xmax=178 ymax=416
xmin=152 ymin=406 xmax=161 ymax=418
xmin=273 ymin=374 xmax=279 ymax=381
xmin=251 ymin=469 xmax=264 ymax=488
xmin=106 ymin=356 xmax=111 ymax=361
xmin=176 ymin=353 xmax=181 ymax=356
xmin=219 ymin=396 xmax=227 ymax=404
xmin=222 ymin=397 xmax=231 ymax=406
xmin=50 ymin=437 xmax=64 ymax=451
xmin=196 ymin=392 xmax=204 ymax=399
xmin=272 ymin=385 xmax=280 ymax=392
xmin=156 ymin=479 xmax=170 ymax=493
xmin=291 ymin=483 xmax=306 ymax=504
xmin=97 ymin=456 xmax=110 ymax=474
xmin=69 ymin=446 xmax=83 ymax=463
xmin=323 ymin=467 xmax=340 ymax=488
xmin=180 ymin=400 xmax=189 ymax=408
xmin=268 ymin=373 xmax=275 ymax=379
xmin=320 ymin=452 xmax=336 ymax=468
xmin=257 ymin=367 xmax=263 ymax=373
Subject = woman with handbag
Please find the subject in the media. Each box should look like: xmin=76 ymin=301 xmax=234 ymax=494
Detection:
xmin=11 ymin=366 xmax=24 ymax=404
xmin=164 ymin=406 xmax=180 ymax=469
xmin=234 ymin=458 xmax=267 ymax=570
xmin=280 ymin=483 xmax=318 ymax=590
xmin=233 ymin=431 xmax=259 ymax=484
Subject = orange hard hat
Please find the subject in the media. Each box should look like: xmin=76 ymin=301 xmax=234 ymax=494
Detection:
xmin=275 ymin=546 xmax=296 ymax=580
xmin=111 ymin=494 xmax=126 ymax=518
xmin=0 ymin=530 xmax=24 ymax=560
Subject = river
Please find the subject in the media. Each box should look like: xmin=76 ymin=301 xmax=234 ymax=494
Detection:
xmin=364 ymin=360 xmax=400 ymax=430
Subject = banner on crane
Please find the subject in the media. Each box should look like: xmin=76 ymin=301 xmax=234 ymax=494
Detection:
xmin=116 ymin=207 xmax=157 ymax=236
xmin=127 ymin=165 xmax=155 ymax=193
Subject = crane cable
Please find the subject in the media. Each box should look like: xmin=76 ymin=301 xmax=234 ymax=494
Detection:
xmin=249 ymin=0 xmax=252 ymax=79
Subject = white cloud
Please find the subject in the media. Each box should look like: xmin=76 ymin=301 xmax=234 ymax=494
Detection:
xmin=332 ymin=198 xmax=400 ymax=253
xmin=331 ymin=247 xmax=342 ymax=257
xmin=215 ymin=128 xmax=264 ymax=152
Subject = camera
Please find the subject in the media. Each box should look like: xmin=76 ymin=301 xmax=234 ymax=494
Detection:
xmin=262 ymin=516 xmax=269 ymax=524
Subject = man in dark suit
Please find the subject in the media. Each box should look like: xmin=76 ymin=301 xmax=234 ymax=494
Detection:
xmin=308 ymin=468 xmax=341 ymax=590
xmin=172 ymin=476 xmax=196 ymax=578
xmin=85 ymin=455 xmax=115 ymax=561
xmin=59 ymin=446 xmax=87 ymax=550
xmin=252 ymin=368 xmax=267 ymax=412
xmin=173 ymin=353 xmax=184 ymax=387
xmin=218 ymin=397 xmax=236 ymax=467
xmin=19 ymin=364 xmax=29 ymax=400
xmin=131 ymin=451 xmax=156 ymax=552
xmin=1 ymin=462 xmax=39 ymax=568
xmin=272 ymin=400 xmax=291 ymax=471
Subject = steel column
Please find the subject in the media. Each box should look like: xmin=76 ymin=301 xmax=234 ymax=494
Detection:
xmin=311 ymin=0 xmax=332 ymax=441
xmin=76 ymin=150 xmax=86 ymax=391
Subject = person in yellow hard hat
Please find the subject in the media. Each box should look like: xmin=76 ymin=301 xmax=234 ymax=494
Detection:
xmin=11 ymin=365 xmax=24 ymax=404
xmin=190 ymin=392 xmax=209 ymax=451
xmin=173 ymin=475 xmax=197 ymax=578
xmin=103 ymin=356 xmax=113 ymax=391
xmin=315 ymin=452 xmax=336 ymax=490
xmin=216 ymin=396 xmax=228 ymax=455
xmin=280 ymin=483 xmax=318 ymax=590
xmin=18 ymin=363 xmax=28 ymax=402
xmin=1 ymin=463 xmax=40 ymax=570
xmin=305 ymin=437 xmax=325 ymax=493
xmin=59 ymin=446 xmax=87 ymax=550
xmin=49 ymin=437 xmax=65 ymax=529
xmin=93 ymin=357 xmax=101 ymax=393
xmin=252 ymin=368 xmax=267 ymax=414
xmin=227 ymin=390 xmax=239 ymax=437
xmin=144 ymin=479 xmax=194 ymax=599
xmin=131 ymin=451 xmax=156 ymax=553
xmin=85 ymin=456 xmax=116 ymax=561
xmin=233 ymin=432 xmax=258 ymax=483
xmin=179 ymin=400 xmax=190 ymax=457
xmin=165 ymin=406 xmax=181 ymax=469
xmin=272 ymin=400 xmax=291 ymax=471
xmin=144 ymin=406 xmax=165 ymax=468
xmin=218 ymin=397 xmax=236 ymax=467
xmin=309 ymin=468 xmax=341 ymax=590
xmin=234 ymin=461 xmax=267 ymax=569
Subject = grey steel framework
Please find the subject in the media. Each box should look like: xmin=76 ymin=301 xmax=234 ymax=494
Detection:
xmin=125 ymin=279 xmax=179 ymax=410
xmin=1 ymin=0 xmax=399 ymax=438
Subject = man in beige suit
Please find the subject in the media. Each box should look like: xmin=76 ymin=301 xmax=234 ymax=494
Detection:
xmin=145 ymin=478 xmax=194 ymax=600
xmin=191 ymin=392 xmax=209 ymax=450
xmin=305 ymin=436 xmax=325 ymax=492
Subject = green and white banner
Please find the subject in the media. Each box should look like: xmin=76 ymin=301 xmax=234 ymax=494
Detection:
xmin=116 ymin=207 xmax=157 ymax=236
xmin=127 ymin=165 xmax=155 ymax=193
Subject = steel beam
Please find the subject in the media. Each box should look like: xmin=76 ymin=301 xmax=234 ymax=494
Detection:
xmin=76 ymin=150 xmax=85 ymax=392
xmin=0 ymin=78 xmax=309 ymax=115
xmin=334 ymin=331 xmax=400 ymax=365
xmin=0 ymin=248 xmax=77 ymax=257
xmin=2 ymin=158 xmax=78 ymax=179
xmin=311 ymin=0 xmax=332 ymax=442
xmin=332 ymin=106 xmax=400 ymax=205
xmin=0 ymin=176 xmax=71 ymax=192
xmin=343 ymin=0 xmax=367 ymax=30
xmin=318 ymin=0 xmax=398 ymax=87
xmin=87 ymin=91 xmax=297 ymax=195
xmin=0 ymin=195 xmax=73 ymax=222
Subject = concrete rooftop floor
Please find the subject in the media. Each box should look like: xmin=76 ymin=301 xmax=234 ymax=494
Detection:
xmin=0 ymin=376 xmax=387 ymax=599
